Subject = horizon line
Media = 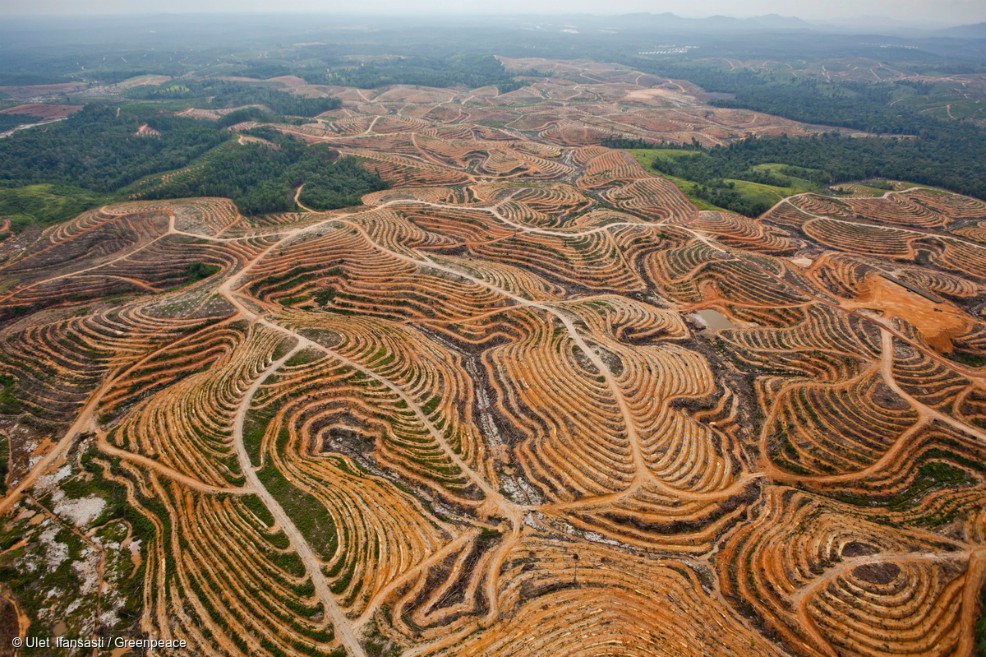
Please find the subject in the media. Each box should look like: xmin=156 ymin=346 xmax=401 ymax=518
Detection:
xmin=0 ymin=10 xmax=971 ymax=27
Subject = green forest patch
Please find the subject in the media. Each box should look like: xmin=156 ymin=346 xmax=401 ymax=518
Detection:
xmin=626 ymin=147 xmax=825 ymax=216
xmin=626 ymin=149 xmax=726 ymax=211
xmin=138 ymin=134 xmax=387 ymax=215
xmin=0 ymin=184 xmax=108 ymax=232
xmin=0 ymin=99 xmax=382 ymax=226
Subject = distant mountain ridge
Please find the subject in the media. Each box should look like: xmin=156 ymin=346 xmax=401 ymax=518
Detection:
xmin=940 ymin=22 xmax=986 ymax=39
xmin=533 ymin=12 xmax=986 ymax=38
xmin=585 ymin=12 xmax=814 ymax=32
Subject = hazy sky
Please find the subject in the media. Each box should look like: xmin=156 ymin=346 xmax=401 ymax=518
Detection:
xmin=2 ymin=0 xmax=984 ymax=26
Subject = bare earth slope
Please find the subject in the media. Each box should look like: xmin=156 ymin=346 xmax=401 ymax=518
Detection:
xmin=0 ymin=64 xmax=984 ymax=657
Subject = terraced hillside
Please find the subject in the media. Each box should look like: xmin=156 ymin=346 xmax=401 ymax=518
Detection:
xmin=0 ymin=63 xmax=984 ymax=657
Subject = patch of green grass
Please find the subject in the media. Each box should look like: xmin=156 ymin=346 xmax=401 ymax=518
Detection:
xmin=245 ymin=399 xmax=338 ymax=560
xmin=627 ymin=148 xmax=796 ymax=213
xmin=0 ymin=374 xmax=21 ymax=415
xmin=242 ymin=399 xmax=282 ymax=464
xmin=625 ymin=149 xmax=727 ymax=211
xmin=627 ymin=147 xmax=702 ymax=162
xmin=257 ymin=462 xmax=338 ymax=560
xmin=748 ymin=163 xmax=826 ymax=194
xmin=184 ymin=262 xmax=221 ymax=284
xmin=0 ymin=184 xmax=108 ymax=232
xmin=285 ymin=349 xmax=321 ymax=367
xmin=834 ymin=183 xmax=893 ymax=196
xmin=240 ymin=493 xmax=275 ymax=527
xmin=723 ymin=178 xmax=788 ymax=205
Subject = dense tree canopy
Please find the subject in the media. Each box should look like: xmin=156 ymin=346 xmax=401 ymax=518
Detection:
xmin=0 ymin=113 xmax=46 ymax=132
xmin=610 ymin=62 xmax=986 ymax=205
xmin=0 ymin=103 xmax=380 ymax=223
xmin=143 ymin=139 xmax=387 ymax=215
xmin=0 ymin=105 xmax=224 ymax=193
xmin=309 ymin=54 xmax=525 ymax=92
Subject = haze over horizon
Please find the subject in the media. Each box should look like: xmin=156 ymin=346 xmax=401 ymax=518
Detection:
xmin=1 ymin=0 xmax=984 ymax=28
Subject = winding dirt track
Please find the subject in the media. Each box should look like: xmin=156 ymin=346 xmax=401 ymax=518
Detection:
xmin=229 ymin=341 xmax=369 ymax=657
xmin=880 ymin=329 xmax=986 ymax=443
xmin=97 ymin=437 xmax=249 ymax=495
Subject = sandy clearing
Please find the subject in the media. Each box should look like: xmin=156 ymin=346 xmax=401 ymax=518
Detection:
xmin=846 ymin=273 xmax=969 ymax=352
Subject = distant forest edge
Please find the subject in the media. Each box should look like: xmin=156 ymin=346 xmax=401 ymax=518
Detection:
xmin=0 ymin=56 xmax=529 ymax=228
xmin=3 ymin=52 xmax=986 ymax=226
xmin=123 ymin=80 xmax=342 ymax=117
xmin=300 ymin=54 xmax=537 ymax=92
xmin=605 ymin=61 xmax=986 ymax=213
xmin=0 ymin=105 xmax=387 ymax=229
